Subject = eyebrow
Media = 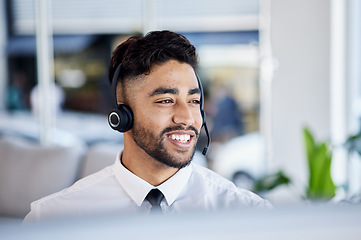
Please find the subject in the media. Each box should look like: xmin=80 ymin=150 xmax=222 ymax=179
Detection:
xmin=150 ymin=87 xmax=179 ymax=96
xmin=188 ymin=88 xmax=201 ymax=95
xmin=149 ymin=87 xmax=201 ymax=97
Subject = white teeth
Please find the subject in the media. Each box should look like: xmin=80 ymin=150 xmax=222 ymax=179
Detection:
xmin=170 ymin=134 xmax=190 ymax=143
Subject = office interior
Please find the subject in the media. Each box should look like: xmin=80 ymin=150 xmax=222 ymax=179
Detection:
xmin=0 ymin=0 xmax=360 ymax=238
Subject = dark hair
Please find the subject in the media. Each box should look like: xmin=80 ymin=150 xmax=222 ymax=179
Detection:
xmin=108 ymin=30 xmax=198 ymax=85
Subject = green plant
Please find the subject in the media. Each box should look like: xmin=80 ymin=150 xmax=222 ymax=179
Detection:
xmin=253 ymin=170 xmax=291 ymax=193
xmin=303 ymin=127 xmax=336 ymax=200
xmin=345 ymin=130 xmax=361 ymax=156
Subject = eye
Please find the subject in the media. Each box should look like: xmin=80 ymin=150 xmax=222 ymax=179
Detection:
xmin=190 ymin=99 xmax=201 ymax=105
xmin=156 ymin=99 xmax=174 ymax=104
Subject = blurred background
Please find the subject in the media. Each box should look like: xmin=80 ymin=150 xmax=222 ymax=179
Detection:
xmin=1 ymin=0 xmax=361 ymax=221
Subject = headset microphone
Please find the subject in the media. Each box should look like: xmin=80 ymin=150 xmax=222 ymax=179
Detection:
xmin=201 ymin=120 xmax=211 ymax=155
xmin=196 ymin=74 xmax=211 ymax=155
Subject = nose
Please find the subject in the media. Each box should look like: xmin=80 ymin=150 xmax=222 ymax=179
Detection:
xmin=172 ymin=102 xmax=195 ymax=126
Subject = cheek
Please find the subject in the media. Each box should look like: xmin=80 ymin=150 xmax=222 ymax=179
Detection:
xmin=194 ymin=110 xmax=204 ymax=129
xmin=133 ymin=109 xmax=171 ymax=129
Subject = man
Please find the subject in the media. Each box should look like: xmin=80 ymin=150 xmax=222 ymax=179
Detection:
xmin=24 ymin=30 xmax=271 ymax=222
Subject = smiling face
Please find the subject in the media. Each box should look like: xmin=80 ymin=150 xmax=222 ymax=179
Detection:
xmin=125 ymin=60 xmax=202 ymax=169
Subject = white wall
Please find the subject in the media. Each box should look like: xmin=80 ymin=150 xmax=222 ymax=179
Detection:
xmin=270 ymin=0 xmax=331 ymax=196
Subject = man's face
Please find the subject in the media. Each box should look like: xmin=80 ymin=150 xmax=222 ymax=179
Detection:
xmin=128 ymin=60 xmax=202 ymax=169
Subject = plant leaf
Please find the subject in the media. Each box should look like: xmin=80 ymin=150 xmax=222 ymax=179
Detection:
xmin=303 ymin=127 xmax=336 ymax=200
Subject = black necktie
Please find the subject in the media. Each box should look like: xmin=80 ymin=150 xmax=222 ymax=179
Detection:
xmin=146 ymin=189 xmax=164 ymax=213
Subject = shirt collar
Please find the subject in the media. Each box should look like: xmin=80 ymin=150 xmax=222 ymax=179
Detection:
xmin=114 ymin=152 xmax=192 ymax=207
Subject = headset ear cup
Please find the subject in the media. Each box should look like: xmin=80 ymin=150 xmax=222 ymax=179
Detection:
xmin=108 ymin=104 xmax=133 ymax=132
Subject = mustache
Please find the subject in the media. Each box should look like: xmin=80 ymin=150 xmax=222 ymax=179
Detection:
xmin=161 ymin=125 xmax=199 ymax=137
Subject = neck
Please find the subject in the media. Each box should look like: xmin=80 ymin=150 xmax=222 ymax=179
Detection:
xmin=121 ymin=134 xmax=179 ymax=186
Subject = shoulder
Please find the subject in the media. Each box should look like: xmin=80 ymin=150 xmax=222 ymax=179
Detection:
xmin=191 ymin=162 xmax=234 ymax=188
xmin=190 ymin=162 xmax=241 ymax=192
xmin=47 ymin=165 xmax=115 ymax=199
xmin=24 ymin=165 xmax=116 ymax=222
xmin=190 ymin=163 xmax=272 ymax=208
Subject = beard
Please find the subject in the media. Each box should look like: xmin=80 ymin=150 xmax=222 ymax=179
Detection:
xmin=131 ymin=123 xmax=199 ymax=169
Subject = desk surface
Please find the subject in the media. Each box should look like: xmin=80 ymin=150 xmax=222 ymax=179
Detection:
xmin=1 ymin=204 xmax=361 ymax=240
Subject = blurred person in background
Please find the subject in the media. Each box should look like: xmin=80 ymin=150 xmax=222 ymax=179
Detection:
xmin=7 ymin=71 xmax=28 ymax=110
xmin=30 ymin=82 xmax=65 ymax=115
xmin=24 ymin=30 xmax=271 ymax=222
xmin=210 ymin=82 xmax=244 ymax=142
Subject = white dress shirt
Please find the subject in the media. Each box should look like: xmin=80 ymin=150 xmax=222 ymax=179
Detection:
xmin=24 ymin=153 xmax=271 ymax=222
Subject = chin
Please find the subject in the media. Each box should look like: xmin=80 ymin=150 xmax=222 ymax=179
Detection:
xmin=165 ymin=149 xmax=195 ymax=169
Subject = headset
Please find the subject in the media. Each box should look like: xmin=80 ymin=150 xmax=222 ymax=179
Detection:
xmin=108 ymin=64 xmax=211 ymax=155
